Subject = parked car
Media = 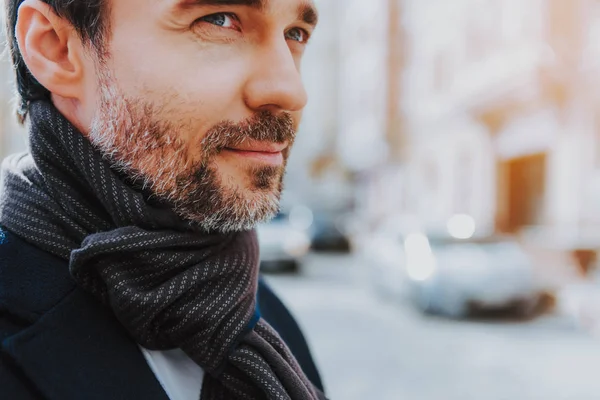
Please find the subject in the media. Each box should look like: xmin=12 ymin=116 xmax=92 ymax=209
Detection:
xmin=257 ymin=212 xmax=311 ymax=273
xmin=363 ymin=218 xmax=540 ymax=318
xmin=408 ymin=235 xmax=540 ymax=317
xmin=309 ymin=211 xmax=351 ymax=253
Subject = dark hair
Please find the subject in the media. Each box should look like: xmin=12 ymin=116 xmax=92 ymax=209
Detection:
xmin=5 ymin=0 xmax=107 ymax=123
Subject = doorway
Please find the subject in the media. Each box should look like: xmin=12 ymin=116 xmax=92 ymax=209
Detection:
xmin=497 ymin=153 xmax=547 ymax=233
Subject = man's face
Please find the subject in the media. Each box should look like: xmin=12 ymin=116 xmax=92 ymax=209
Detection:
xmin=85 ymin=0 xmax=317 ymax=232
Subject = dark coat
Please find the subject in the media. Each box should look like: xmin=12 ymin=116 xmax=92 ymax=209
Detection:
xmin=0 ymin=228 xmax=324 ymax=399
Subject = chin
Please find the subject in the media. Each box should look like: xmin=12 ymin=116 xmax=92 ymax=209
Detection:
xmin=171 ymin=160 xmax=285 ymax=233
xmin=204 ymin=191 xmax=280 ymax=233
xmin=194 ymin=181 xmax=281 ymax=234
xmin=218 ymin=161 xmax=284 ymax=196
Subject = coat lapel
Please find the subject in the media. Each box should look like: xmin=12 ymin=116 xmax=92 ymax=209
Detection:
xmin=1 ymin=288 xmax=169 ymax=400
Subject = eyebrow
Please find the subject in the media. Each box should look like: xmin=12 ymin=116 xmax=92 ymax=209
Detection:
xmin=174 ymin=0 xmax=319 ymax=27
xmin=176 ymin=0 xmax=266 ymax=10
xmin=298 ymin=1 xmax=318 ymax=27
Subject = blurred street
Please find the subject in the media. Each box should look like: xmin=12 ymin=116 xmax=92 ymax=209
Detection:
xmin=266 ymin=253 xmax=600 ymax=400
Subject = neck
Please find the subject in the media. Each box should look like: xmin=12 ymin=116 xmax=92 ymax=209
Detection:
xmin=51 ymin=94 xmax=91 ymax=136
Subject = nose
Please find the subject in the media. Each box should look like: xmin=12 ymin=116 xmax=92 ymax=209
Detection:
xmin=243 ymin=40 xmax=308 ymax=114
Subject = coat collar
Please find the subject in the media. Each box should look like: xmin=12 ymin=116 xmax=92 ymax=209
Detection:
xmin=1 ymin=287 xmax=169 ymax=400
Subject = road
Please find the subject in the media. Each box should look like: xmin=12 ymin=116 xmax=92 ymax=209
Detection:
xmin=264 ymin=253 xmax=600 ymax=400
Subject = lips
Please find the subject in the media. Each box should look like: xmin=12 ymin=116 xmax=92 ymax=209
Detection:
xmin=222 ymin=140 xmax=287 ymax=166
xmin=225 ymin=140 xmax=288 ymax=154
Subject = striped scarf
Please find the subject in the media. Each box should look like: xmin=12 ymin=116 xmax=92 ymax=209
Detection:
xmin=0 ymin=100 xmax=326 ymax=400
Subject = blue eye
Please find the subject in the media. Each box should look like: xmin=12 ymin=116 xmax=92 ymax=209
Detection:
xmin=200 ymin=13 xmax=236 ymax=28
xmin=286 ymin=28 xmax=309 ymax=43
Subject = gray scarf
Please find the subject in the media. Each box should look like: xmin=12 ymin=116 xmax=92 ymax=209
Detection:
xmin=0 ymin=100 xmax=325 ymax=400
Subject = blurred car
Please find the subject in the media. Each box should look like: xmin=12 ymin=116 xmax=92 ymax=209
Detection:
xmin=408 ymin=235 xmax=540 ymax=318
xmin=257 ymin=212 xmax=311 ymax=273
xmin=362 ymin=217 xmax=540 ymax=318
xmin=309 ymin=212 xmax=351 ymax=253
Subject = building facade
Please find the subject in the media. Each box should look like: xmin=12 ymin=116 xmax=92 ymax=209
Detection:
xmin=397 ymin=0 xmax=600 ymax=247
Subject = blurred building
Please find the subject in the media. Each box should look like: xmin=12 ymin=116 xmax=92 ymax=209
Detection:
xmin=367 ymin=0 xmax=600 ymax=255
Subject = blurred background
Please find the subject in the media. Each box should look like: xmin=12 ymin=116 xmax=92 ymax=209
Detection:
xmin=5 ymin=0 xmax=600 ymax=399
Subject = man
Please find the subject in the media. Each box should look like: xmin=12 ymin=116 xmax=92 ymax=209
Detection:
xmin=0 ymin=0 xmax=326 ymax=399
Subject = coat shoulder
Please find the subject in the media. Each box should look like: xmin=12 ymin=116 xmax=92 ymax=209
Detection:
xmin=0 ymin=227 xmax=76 ymax=322
xmin=0 ymin=228 xmax=68 ymax=399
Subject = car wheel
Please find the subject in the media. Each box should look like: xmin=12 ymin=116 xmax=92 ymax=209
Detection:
xmin=514 ymin=296 xmax=540 ymax=318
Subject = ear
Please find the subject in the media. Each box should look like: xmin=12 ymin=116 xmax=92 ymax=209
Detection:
xmin=15 ymin=0 xmax=87 ymax=100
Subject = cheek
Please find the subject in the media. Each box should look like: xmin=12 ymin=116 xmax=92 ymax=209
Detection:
xmin=102 ymin=40 xmax=259 ymax=163
xmin=103 ymin=38 xmax=255 ymax=152
xmin=106 ymin=35 xmax=252 ymax=127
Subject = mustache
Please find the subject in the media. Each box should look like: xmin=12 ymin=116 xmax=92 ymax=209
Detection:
xmin=200 ymin=111 xmax=296 ymax=160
